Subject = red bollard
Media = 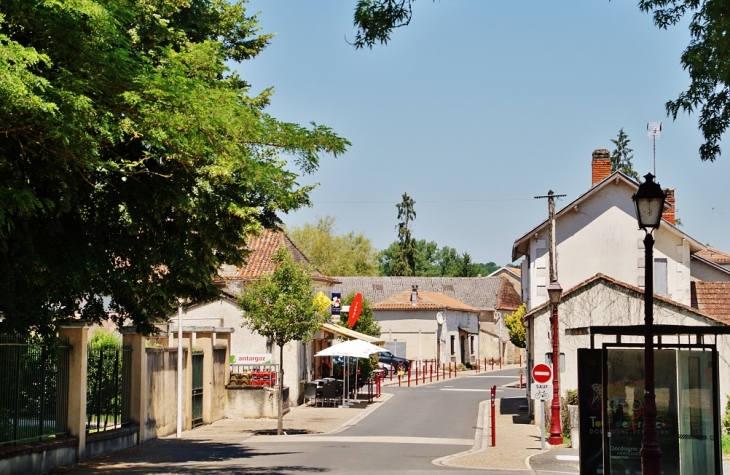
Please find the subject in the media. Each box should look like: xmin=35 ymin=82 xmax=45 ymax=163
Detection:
xmin=491 ymin=358 xmax=494 ymax=370
xmin=415 ymin=365 xmax=418 ymax=386
xmin=500 ymin=357 xmax=502 ymax=369
xmin=407 ymin=367 xmax=411 ymax=387
xmin=519 ymin=370 xmax=523 ymax=389
xmin=442 ymin=363 xmax=445 ymax=380
xmin=491 ymin=385 xmax=496 ymax=446
xmin=519 ymin=354 xmax=522 ymax=367
xmin=448 ymin=362 xmax=452 ymax=378
xmin=430 ymin=361 xmax=433 ymax=382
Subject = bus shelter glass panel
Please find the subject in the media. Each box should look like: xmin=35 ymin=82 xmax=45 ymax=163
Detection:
xmin=677 ymin=350 xmax=716 ymax=474
xmin=605 ymin=349 xmax=679 ymax=475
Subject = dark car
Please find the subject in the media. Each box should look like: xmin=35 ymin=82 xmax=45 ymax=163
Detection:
xmin=377 ymin=350 xmax=410 ymax=377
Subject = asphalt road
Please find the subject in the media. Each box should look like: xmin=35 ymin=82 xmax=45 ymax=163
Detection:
xmin=54 ymin=368 xmax=531 ymax=475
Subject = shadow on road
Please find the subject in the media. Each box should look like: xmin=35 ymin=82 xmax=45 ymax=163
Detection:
xmin=499 ymin=397 xmax=531 ymax=425
xmin=50 ymin=438 xmax=329 ymax=475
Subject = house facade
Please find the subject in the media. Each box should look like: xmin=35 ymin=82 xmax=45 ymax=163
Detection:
xmin=331 ymin=276 xmax=523 ymax=364
xmin=513 ymin=148 xmax=730 ymax=406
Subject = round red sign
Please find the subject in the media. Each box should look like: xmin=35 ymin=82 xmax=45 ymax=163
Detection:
xmin=532 ymin=363 xmax=552 ymax=384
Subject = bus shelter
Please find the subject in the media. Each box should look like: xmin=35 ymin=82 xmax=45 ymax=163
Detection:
xmin=574 ymin=325 xmax=730 ymax=475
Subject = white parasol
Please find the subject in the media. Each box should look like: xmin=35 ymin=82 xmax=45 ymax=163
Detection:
xmin=315 ymin=339 xmax=382 ymax=407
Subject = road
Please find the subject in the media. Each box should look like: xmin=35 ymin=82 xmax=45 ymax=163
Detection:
xmin=53 ymin=368 xmax=534 ymax=475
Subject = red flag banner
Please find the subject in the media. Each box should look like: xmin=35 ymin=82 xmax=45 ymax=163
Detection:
xmin=348 ymin=293 xmax=363 ymax=328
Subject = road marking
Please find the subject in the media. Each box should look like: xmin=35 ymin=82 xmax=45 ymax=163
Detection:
xmin=242 ymin=435 xmax=473 ymax=445
xmin=440 ymin=388 xmax=502 ymax=392
xmin=556 ymin=455 xmax=579 ymax=461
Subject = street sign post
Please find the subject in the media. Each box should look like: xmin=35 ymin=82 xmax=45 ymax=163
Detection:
xmin=532 ymin=363 xmax=553 ymax=450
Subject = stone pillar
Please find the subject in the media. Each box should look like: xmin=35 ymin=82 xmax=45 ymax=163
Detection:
xmin=59 ymin=325 xmax=88 ymax=461
xmin=122 ymin=332 xmax=149 ymax=442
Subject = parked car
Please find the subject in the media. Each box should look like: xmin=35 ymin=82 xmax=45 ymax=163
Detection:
xmin=377 ymin=351 xmax=410 ymax=377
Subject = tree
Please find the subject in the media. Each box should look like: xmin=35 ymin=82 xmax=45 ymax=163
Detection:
xmin=288 ymin=216 xmax=379 ymax=276
xmin=504 ymin=304 xmax=526 ymax=349
xmin=238 ymin=248 xmax=329 ymax=435
xmin=353 ymin=0 xmax=730 ymax=162
xmin=610 ymin=128 xmax=639 ymax=180
xmin=0 ymin=1 xmax=349 ymax=335
xmin=379 ymin=239 xmax=498 ymax=277
xmin=390 ymin=193 xmax=417 ymax=276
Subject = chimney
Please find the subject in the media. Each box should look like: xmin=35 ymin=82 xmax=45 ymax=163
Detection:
xmin=411 ymin=285 xmax=418 ymax=307
xmin=592 ymin=149 xmax=611 ymax=186
xmin=663 ymin=188 xmax=676 ymax=225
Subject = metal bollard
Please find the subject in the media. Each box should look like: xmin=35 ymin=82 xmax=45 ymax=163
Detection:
xmin=491 ymin=385 xmax=496 ymax=446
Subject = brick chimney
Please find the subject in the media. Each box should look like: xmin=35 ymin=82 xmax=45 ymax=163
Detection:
xmin=592 ymin=149 xmax=611 ymax=186
xmin=663 ymin=188 xmax=676 ymax=225
xmin=411 ymin=285 xmax=418 ymax=307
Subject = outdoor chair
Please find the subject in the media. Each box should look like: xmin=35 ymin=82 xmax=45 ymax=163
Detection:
xmin=321 ymin=379 xmax=339 ymax=407
xmin=304 ymin=382 xmax=321 ymax=406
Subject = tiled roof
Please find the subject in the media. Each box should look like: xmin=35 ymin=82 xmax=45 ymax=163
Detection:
xmin=495 ymin=278 xmax=522 ymax=311
xmin=372 ymin=290 xmax=479 ymax=312
xmin=330 ymin=276 xmax=511 ymax=311
xmin=695 ymin=246 xmax=730 ymax=265
xmin=524 ymin=273 xmax=723 ymax=326
xmin=216 ymin=229 xmax=339 ymax=284
xmin=691 ymin=281 xmax=730 ymax=323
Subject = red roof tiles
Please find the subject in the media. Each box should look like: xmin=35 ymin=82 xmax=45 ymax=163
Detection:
xmin=372 ymin=290 xmax=479 ymax=312
xmin=691 ymin=281 xmax=730 ymax=323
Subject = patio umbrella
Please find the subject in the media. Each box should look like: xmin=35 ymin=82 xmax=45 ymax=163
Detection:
xmin=315 ymin=339 xmax=382 ymax=406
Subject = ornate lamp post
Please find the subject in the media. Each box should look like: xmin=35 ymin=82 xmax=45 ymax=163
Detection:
xmin=632 ymin=173 xmax=666 ymax=475
xmin=547 ymin=280 xmax=563 ymax=445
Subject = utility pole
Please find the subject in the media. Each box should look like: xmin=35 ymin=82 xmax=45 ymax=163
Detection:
xmin=534 ymin=190 xmax=566 ymax=282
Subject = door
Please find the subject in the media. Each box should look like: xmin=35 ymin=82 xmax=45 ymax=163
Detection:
xmin=191 ymin=351 xmax=203 ymax=427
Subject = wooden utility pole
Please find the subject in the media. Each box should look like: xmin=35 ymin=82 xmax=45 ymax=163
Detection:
xmin=534 ymin=190 xmax=566 ymax=281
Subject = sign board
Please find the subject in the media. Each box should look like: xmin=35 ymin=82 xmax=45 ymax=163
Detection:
xmin=331 ymin=292 xmax=341 ymax=315
xmin=348 ymin=293 xmax=363 ymax=328
xmin=532 ymin=363 xmax=552 ymax=383
xmin=531 ymin=383 xmax=552 ymax=401
xmin=229 ymin=354 xmax=272 ymax=365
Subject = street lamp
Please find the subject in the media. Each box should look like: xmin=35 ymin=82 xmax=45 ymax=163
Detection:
xmin=632 ymin=173 xmax=666 ymax=475
xmin=547 ymin=280 xmax=563 ymax=446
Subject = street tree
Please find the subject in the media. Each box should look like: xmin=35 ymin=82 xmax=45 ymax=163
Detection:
xmin=288 ymin=216 xmax=379 ymax=276
xmin=391 ymin=193 xmax=417 ymax=276
xmin=504 ymin=304 xmax=526 ymax=349
xmin=0 ymin=0 xmax=349 ymax=335
xmin=610 ymin=128 xmax=639 ymax=180
xmin=352 ymin=0 xmax=730 ymax=162
xmin=238 ymin=248 xmax=329 ymax=435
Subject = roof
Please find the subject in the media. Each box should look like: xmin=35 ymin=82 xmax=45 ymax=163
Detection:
xmin=372 ymin=290 xmax=479 ymax=312
xmin=690 ymin=254 xmax=730 ymax=277
xmin=216 ymin=229 xmax=339 ymax=284
xmin=321 ymin=322 xmax=385 ymax=344
xmin=696 ymin=246 xmax=730 ymax=265
xmin=330 ymin=276 xmax=512 ymax=311
xmin=495 ymin=278 xmax=522 ymax=311
xmin=524 ymin=273 xmax=725 ymax=327
xmin=691 ymin=281 xmax=730 ymax=323
xmin=511 ymin=171 xmax=705 ymax=261
xmin=488 ymin=266 xmax=521 ymax=279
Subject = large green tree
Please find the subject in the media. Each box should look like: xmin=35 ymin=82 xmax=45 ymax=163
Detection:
xmin=610 ymin=128 xmax=639 ymax=180
xmin=0 ymin=0 xmax=349 ymax=335
xmin=504 ymin=304 xmax=526 ymax=349
xmin=288 ymin=216 xmax=379 ymax=276
xmin=353 ymin=0 xmax=730 ymax=162
xmin=238 ymin=248 xmax=329 ymax=434
xmin=390 ymin=192 xmax=417 ymax=276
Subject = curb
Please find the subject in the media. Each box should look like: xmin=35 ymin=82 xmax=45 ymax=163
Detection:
xmin=431 ymin=399 xmax=490 ymax=467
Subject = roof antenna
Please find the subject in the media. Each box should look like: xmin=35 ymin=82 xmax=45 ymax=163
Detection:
xmin=647 ymin=122 xmax=662 ymax=176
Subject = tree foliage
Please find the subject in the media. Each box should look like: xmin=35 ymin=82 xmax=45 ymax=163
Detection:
xmin=0 ymin=0 xmax=349 ymax=335
xmin=238 ymin=248 xmax=329 ymax=434
xmin=354 ymin=0 xmax=730 ymax=162
xmin=288 ymin=216 xmax=379 ymax=276
xmin=504 ymin=304 xmax=526 ymax=349
xmin=610 ymin=128 xmax=639 ymax=180
xmin=389 ymin=192 xmax=417 ymax=276
xmin=379 ymin=239 xmax=497 ymax=277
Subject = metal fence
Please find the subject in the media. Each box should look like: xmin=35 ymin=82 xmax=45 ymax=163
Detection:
xmin=86 ymin=342 xmax=132 ymax=433
xmin=0 ymin=334 xmax=71 ymax=446
xmin=229 ymin=364 xmax=279 ymax=387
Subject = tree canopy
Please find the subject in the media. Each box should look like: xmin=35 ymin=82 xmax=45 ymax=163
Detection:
xmin=353 ymin=0 xmax=730 ymax=162
xmin=389 ymin=192 xmax=417 ymax=276
xmin=287 ymin=216 xmax=379 ymax=276
xmin=379 ymin=239 xmax=498 ymax=277
xmin=610 ymin=128 xmax=639 ymax=180
xmin=337 ymin=291 xmax=381 ymax=337
xmin=504 ymin=304 xmax=526 ymax=349
xmin=0 ymin=0 xmax=349 ymax=335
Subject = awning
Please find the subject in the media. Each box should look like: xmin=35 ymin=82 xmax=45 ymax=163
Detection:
xmin=320 ymin=322 xmax=385 ymax=345
xmin=458 ymin=326 xmax=478 ymax=335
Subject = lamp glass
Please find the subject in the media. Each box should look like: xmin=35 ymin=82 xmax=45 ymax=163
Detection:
xmin=632 ymin=173 xmax=666 ymax=231
xmin=547 ymin=281 xmax=562 ymax=305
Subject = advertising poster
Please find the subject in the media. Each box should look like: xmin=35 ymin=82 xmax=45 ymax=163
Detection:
xmin=331 ymin=292 xmax=341 ymax=315
xmin=578 ymin=348 xmax=604 ymax=475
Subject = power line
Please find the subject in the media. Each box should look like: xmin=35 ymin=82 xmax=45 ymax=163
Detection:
xmin=311 ymin=198 xmax=537 ymax=204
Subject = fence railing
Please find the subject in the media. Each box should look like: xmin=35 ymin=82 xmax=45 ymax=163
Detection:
xmin=0 ymin=334 xmax=71 ymax=446
xmin=86 ymin=342 xmax=132 ymax=434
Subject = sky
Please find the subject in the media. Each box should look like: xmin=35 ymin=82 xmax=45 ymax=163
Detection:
xmin=238 ymin=0 xmax=730 ymax=265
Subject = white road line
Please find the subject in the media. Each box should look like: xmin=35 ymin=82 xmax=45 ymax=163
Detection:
xmin=242 ymin=435 xmax=473 ymax=445
xmin=556 ymin=455 xmax=580 ymax=461
xmin=440 ymin=388 xmax=502 ymax=392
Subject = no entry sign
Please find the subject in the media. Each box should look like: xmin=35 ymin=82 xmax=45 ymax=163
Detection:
xmin=532 ymin=363 xmax=552 ymax=384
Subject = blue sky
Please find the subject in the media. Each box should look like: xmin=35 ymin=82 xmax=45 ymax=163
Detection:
xmin=239 ymin=1 xmax=730 ymax=265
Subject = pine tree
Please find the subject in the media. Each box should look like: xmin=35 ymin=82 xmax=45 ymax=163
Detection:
xmin=610 ymin=128 xmax=639 ymax=180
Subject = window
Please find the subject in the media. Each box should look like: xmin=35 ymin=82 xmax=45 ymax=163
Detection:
xmin=470 ymin=336 xmax=475 ymax=355
xmin=450 ymin=335 xmax=455 ymax=355
xmin=654 ymin=258 xmax=668 ymax=296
